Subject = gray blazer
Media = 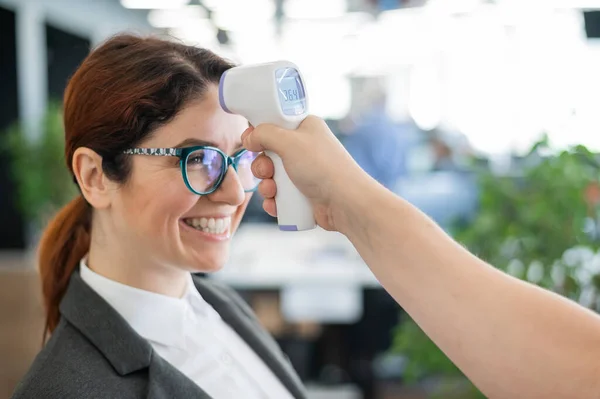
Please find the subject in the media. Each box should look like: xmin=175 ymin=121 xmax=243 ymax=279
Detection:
xmin=11 ymin=270 xmax=307 ymax=399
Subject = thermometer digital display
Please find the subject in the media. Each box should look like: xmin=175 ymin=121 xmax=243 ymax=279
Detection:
xmin=276 ymin=68 xmax=306 ymax=116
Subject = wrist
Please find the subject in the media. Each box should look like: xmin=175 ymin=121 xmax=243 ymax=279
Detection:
xmin=329 ymin=168 xmax=379 ymax=236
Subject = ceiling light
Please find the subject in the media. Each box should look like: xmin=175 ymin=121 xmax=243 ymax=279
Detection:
xmin=121 ymin=0 xmax=190 ymax=9
xmin=284 ymin=0 xmax=346 ymax=19
xmin=147 ymin=6 xmax=208 ymax=28
xmin=210 ymin=0 xmax=275 ymax=31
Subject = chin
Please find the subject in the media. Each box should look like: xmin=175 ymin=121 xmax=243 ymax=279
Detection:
xmin=187 ymin=252 xmax=229 ymax=274
xmin=192 ymin=262 xmax=225 ymax=274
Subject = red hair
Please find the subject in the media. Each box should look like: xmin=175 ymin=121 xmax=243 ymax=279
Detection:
xmin=38 ymin=33 xmax=234 ymax=339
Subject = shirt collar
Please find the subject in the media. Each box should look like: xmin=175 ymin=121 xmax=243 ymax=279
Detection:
xmin=79 ymin=258 xmax=204 ymax=349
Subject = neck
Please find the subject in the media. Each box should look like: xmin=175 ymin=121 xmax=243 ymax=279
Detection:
xmin=87 ymin=226 xmax=188 ymax=298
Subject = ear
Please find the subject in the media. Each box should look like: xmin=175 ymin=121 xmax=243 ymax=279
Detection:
xmin=72 ymin=147 xmax=114 ymax=209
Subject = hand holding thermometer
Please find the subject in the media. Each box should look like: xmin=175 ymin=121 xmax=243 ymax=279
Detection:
xmin=219 ymin=61 xmax=316 ymax=231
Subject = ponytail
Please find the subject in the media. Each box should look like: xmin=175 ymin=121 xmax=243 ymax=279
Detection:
xmin=38 ymin=195 xmax=91 ymax=340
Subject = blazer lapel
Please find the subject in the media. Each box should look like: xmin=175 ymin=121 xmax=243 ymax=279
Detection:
xmin=60 ymin=271 xmax=211 ymax=398
xmin=147 ymin=353 xmax=212 ymax=399
xmin=60 ymin=270 xmax=305 ymax=398
xmin=193 ymin=277 xmax=307 ymax=399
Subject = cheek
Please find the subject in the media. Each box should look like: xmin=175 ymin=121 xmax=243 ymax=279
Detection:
xmin=119 ymin=173 xmax=197 ymax=233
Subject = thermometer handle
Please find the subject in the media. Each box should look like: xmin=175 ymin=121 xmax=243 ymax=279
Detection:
xmin=265 ymin=150 xmax=315 ymax=231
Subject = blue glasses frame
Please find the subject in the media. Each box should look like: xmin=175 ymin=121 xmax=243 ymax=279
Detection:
xmin=123 ymin=146 xmax=259 ymax=195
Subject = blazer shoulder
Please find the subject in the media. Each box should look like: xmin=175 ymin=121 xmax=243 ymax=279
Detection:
xmin=11 ymin=320 xmax=144 ymax=399
xmin=12 ymin=321 xmax=83 ymax=398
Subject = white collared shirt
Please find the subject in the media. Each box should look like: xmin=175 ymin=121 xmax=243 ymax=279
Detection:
xmin=79 ymin=260 xmax=294 ymax=399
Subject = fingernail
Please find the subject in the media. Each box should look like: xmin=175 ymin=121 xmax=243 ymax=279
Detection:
xmin=241 ymin=127 xmax=253 ymax=142
xmin=252 ymin=158 xmax=264 ymax=178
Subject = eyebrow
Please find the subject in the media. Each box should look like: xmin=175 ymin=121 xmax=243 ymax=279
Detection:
xmin=174 ymin=138 xmax=217 ymax=148
xmin=174 ymin=138 xmax=243 ymax=150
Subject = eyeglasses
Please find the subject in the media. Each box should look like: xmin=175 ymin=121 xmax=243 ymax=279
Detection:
xmin=123 ymin=146 xmax=261 ymax=195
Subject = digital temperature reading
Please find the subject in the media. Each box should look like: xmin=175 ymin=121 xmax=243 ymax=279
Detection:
xmin=276 ymin=67 xmax=306 ymax=116
xmin=281 ymin=86 xmax=300 ymax=102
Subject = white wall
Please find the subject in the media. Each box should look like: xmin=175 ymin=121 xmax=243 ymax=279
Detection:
xmin=0 ymin=0 xmax=154 ymax=140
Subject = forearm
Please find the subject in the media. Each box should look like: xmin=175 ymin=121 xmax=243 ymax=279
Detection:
xmin=337 ymin=180 xmax=600 ymax=398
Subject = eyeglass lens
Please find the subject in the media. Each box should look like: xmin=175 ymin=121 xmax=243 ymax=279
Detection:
xmin=185 ymin=149 xmax=260 ymax=194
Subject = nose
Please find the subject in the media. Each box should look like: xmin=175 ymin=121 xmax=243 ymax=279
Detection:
xmin=207 ymin=165 xmax=245 ymax=205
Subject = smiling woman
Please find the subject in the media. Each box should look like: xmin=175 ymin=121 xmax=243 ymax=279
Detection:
xmin=11 ymin=34 xmax=305 ymax=399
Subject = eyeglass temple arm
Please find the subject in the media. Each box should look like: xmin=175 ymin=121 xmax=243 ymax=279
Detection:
xmin=123 ymin=148 xmax=182 ymax=156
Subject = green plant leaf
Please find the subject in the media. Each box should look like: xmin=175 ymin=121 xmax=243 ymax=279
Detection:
xmin=1 ymin=100 xmax=78 ymax=229
xmin=391 ymin=135 xmax=600 ymax=396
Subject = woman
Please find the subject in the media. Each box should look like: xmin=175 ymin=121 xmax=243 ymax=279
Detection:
xmin=12 ymin=34 xmax=305 ymax=399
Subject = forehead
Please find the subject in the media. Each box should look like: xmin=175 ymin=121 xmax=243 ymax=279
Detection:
xmin=146 ymin=86 xmax=247 ymax=150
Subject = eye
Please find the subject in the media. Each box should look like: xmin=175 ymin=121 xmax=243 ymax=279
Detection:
xmin=189 ymin=154 xmax=204 ymax=165
xmin=187 ymin=149 xmax=221 ymax=169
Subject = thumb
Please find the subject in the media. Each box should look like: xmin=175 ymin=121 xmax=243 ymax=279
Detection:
xmin=242 ymin=123 xmax=291 ymax=154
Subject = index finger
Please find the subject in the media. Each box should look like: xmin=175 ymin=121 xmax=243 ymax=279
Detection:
xmin=241 ymin=126 xmax=264 ymax=152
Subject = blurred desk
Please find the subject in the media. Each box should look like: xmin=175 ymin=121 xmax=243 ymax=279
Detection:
xmin=0 ymin=254 xmax=44 ymax=398
xmin=213 ymin=224 xmax=381 ymax=323
xmin=213 ymin=224 xmax=381 ymax=289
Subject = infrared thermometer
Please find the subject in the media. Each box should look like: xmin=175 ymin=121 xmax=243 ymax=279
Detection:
xmin=219 ymin=61 xmax=316 ymax=231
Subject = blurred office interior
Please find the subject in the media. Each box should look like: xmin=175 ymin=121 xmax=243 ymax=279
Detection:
xmin=3 ymin=0 xmax=600 ymax=398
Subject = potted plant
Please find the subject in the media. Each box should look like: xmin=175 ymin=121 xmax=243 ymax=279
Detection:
xmin=1 ymin=100 xmax=78 ymax=249
xmin=391 ymin=136 xmax=600 ymax=398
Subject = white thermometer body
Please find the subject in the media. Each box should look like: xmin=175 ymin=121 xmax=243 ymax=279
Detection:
xmin=219 ymin=61 xmax=316 ymax=231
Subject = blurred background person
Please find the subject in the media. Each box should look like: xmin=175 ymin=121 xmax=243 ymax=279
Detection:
xmin=341 ymin=79 xmax=414 ymax=190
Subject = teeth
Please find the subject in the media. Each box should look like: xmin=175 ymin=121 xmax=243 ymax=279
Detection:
xmin=184 ymin=217 xmax=231 ymax=235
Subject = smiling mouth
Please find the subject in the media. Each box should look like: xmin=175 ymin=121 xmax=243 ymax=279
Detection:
xmin=182 ymin=216 xmax=231 ymax=235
